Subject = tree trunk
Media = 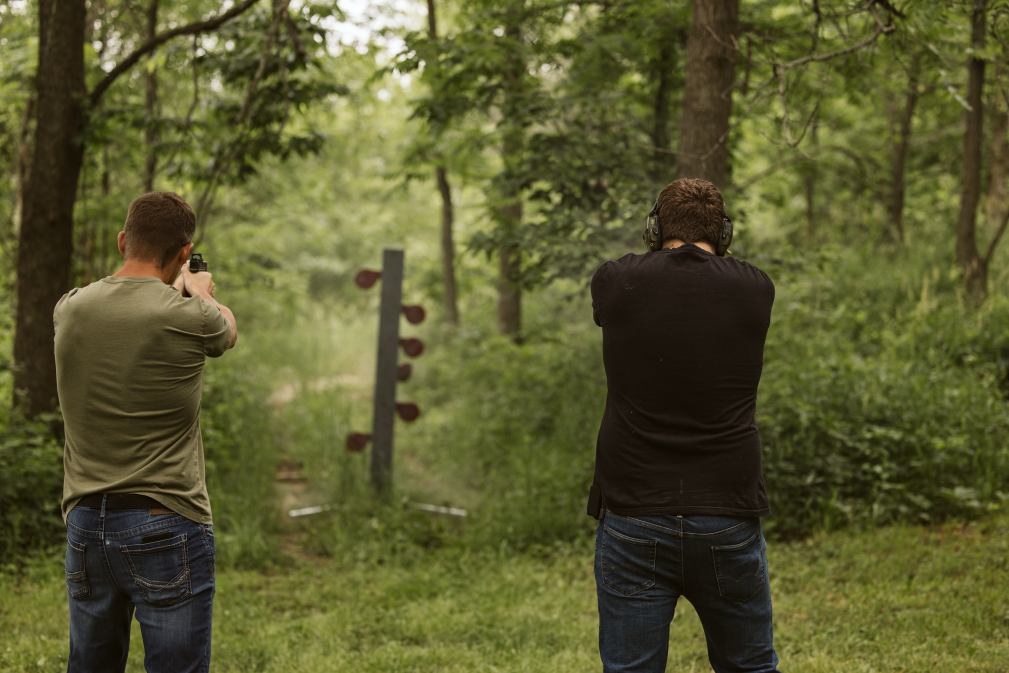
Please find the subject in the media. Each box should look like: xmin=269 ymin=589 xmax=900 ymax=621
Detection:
xmin=986 ymin=63 xmax=1008 ymax=235
xmin=13 ymin=95 xmax=35 ymax=234
xmin=676 ymin=0 xmax=739 ymax=189
xmin=497 ymin=218 xmax=522 ymax=338
xmin=143 ymin=0 xmax=159 ymax=193
xmin=888 ymin=77 xmax=918 ymax=244
xmin=497 ymin=23 xmax=523 ymax=339
xmin=955 ymin=2 xmax=987 ymax=302
xmin=498 ymin=130 xmax=522 ymax=337
xmin=427 ymin=0 xmax=458 ymax=327
xmin=13 ymin=0 xmax=87 ymax=416
xmin=435 ymin=166 xmax=458 ymax=326
xmin=650 ymin=43 xmax=674 ymax=183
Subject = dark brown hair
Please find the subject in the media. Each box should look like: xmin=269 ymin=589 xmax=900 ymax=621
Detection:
xmin=656 ymin=178 xmax=725 ymax=248
xmin=123 ymin=192 xmax=197 ymax=268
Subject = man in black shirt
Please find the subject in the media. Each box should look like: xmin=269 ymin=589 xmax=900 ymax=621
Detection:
xmin=590 ymin=179 xmax=780 ymax=673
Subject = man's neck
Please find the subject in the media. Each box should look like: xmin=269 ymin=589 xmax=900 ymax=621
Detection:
xmin=113 ymin=260 xmax=175 ymax=285
xmin=663 ymin=239 xmax=715 ymax=254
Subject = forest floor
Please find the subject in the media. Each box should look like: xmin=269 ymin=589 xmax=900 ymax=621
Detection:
xmin=2 ymin=512 xmax=1008 ymax=673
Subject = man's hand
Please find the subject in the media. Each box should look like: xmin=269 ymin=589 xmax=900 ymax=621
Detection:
xmin=181 ymin=266 xmax=216 ymax=300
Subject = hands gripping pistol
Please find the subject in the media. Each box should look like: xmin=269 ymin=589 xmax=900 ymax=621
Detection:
xmin=189 ymin=253 xmax=208 ymax=273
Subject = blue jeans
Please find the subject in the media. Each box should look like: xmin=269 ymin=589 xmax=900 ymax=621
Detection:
xmin=65 ymin=498 xmax=215 ymax=673
xmin=595 ymin=509 xmax=781 ymax=673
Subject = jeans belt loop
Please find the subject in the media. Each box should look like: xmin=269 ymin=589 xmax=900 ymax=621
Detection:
xmin=99 ymin=494 xmax=107 ymax=541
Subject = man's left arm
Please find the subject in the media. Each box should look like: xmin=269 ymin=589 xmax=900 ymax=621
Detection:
xmin=591 ymin=261 xmax=612 ymax=327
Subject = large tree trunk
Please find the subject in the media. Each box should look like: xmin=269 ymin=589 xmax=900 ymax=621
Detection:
xmin=955 ymin=3 xmax=987 ymax=302
xmin=143 ymin=0 xmax=159 ymax=193
xmin=497 ymin=22 xmax=523 ymax=339
xmin=888 ymin=77 xmax=918 ymax=244
xmin=427 ymin=0 xmax=458 ymax=327
xmin=14 ymin=0 xmax=87 ymax=416
xmin=986 ymin=63 xmax=1008 ymax=235
xmin=676 ymin=0 xmax=739 ymax=189
xmin=650 ymin=43 xmax=674 ymax=183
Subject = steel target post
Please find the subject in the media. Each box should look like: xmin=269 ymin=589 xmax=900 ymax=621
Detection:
xmin=370 ymin=249 xmax=404 ymax=492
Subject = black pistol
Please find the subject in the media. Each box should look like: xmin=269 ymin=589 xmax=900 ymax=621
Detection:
xmin=189 ymin=253 xmax=208 ymax=273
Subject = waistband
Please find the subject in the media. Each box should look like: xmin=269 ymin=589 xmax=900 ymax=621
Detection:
xmin=76 ymin=493 xmax=163 ymax=510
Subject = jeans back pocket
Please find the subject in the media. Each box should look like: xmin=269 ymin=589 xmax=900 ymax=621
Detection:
xmin=121 ymin=533 xmax=192 ymax=606
xmin=601 ymin=524 xmax=657 ymax=596
xmin=711 ymin=530 xmax=765 ymax=601
xmin=65 ymin=538 xmax=90 ymax=599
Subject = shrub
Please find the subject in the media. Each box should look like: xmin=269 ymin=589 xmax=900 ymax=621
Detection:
xmin=0 ymin=412 xmax=65 ymax=564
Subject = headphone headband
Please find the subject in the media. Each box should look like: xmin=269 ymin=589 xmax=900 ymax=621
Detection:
xmin=642 ymin=198 xmax=733 ymax=256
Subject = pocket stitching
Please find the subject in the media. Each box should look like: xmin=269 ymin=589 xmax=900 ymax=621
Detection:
xmin=603 ymin=524 xmax=656 ymax=546
xmin=711 ymin=531 xmax=765 ymax=602
xmin=65 ymin=538 xmax=90 ymax=599
xmin=601 ymin=526 xmax=657 ymax=596
xmin=122 ymin=534 xmax=192 ymax=606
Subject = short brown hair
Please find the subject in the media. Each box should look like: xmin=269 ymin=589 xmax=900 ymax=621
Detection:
xmin=123 ymin=192 xmax=197 ymax=268
xmin=656 ymin=178 xmax=725 ymax=248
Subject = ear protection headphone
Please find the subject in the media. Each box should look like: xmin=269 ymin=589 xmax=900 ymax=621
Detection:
xmin=642 ymin=198 xmax=734 ymax=256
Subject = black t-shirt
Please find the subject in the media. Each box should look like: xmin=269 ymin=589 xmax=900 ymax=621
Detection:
xmin=590 ymin=244 xmax=775 ymax=517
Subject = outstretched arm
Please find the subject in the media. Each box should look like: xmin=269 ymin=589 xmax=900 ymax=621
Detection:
xmin=179 ymin=266 xmax=238 ymax=349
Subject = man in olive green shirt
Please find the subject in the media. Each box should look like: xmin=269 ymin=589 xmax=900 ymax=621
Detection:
xmin=55 ymin=191 xmax=237 ymax=673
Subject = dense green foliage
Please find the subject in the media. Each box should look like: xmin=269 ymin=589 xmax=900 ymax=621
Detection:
xmin=759 ymin=249 xmax=1009 ymax=535
xmin=1 ymin=0 xmax=1009 ymax=572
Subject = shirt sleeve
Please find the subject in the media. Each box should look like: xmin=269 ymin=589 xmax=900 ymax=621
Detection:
xmin=53 ymin=289 xmax=77 ymax=328
xmin=200 ymin=298 xmax=231 ymax=358
xmin=591 ymin=262 xmax=611 ymax=327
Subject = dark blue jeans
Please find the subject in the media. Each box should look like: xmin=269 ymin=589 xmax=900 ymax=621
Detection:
xmin=65 ymin=498 xmax=215 ymax=673
xmin=595 ymin=509 xmax=781 ymax=673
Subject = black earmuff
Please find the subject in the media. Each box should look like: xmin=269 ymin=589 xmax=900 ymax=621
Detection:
xmin=717 ymin=215 xmax=733 ymax=257
xmin=642 ymin=199 xmax=662 ymax=252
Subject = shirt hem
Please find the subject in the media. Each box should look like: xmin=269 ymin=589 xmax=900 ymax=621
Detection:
xmin=605 ymin=504 xmax=771 ymax=518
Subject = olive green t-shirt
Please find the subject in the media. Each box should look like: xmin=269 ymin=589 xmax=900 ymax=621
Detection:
xmin=54 ymin=276 xmax=231 ymax=524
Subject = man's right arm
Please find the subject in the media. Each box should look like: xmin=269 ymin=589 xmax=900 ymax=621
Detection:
xmin=180 ymin=267 xmax=238 ymax=349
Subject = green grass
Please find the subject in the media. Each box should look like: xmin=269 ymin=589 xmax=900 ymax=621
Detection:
xmin=3 ymin=513 xmax=1008 ymax=672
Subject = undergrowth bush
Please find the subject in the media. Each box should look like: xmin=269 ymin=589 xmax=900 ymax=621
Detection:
xmin=201 ymin=356 xmax=282 ymax=569
xmin=299 ymin=247 xmax=1009 ymax=552
xmin=0 ymin=411 xmax=64 ymax=565
xmin=412 ymin=328 xmax=604 ymax=550
xmin=758 ymin=249 xmax=1009 ymax=536
xmin=0 ymin=355 xmax=280 ymax=569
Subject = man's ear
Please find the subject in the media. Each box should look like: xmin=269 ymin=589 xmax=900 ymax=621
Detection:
xmin=177 ymin=243 xmax=194 ymax=268
xmin=117 ymin=232 xmax=127 ymax=256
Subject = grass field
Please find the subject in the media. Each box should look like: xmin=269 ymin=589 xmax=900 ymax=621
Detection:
xmin=2 ymin=512 xmax=1008 ymax=672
